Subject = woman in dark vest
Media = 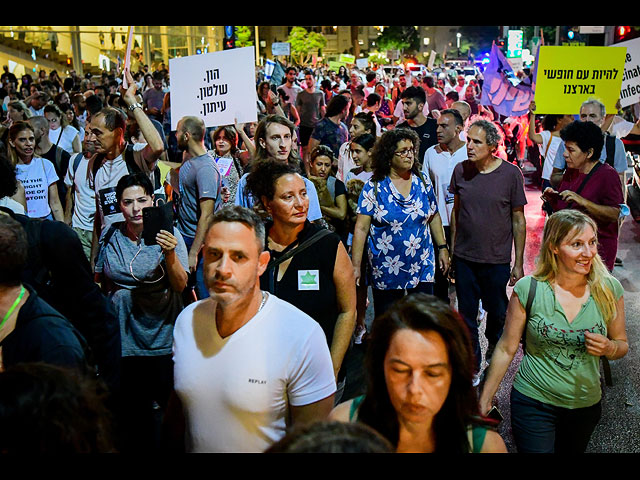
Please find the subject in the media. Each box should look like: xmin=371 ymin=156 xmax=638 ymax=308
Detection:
xmin=246 ymin=158 xmax=356 ymax=403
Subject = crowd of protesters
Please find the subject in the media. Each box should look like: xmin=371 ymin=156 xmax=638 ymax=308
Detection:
xmin=0 ymin=50 xmax=635 ymax=453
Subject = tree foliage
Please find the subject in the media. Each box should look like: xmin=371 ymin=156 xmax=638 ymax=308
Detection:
xmin=377 ymin=26 xmax=420 ymax=54
xmin=235 ymin=26 xmax=254 ymax=47
xmin=287 ymin=27 xmax=327 ymax=66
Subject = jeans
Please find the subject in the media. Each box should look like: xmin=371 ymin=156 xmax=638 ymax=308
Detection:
xmin=372 ymin=282 xmax=434 ymax=319
xmin=182 ymin=233 xmax=209 ymax=300
xmin=453 ymin=256 xmax=510 ymax=373
xmin=510 ymin=387 xmax=602 ymax=453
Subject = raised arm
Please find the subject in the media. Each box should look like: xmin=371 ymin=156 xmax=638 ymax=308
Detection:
xmin=121 ymin=69 xmax=164 ymax=167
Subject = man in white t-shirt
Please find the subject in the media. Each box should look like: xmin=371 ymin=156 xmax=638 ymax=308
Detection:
xmin=170 ymin=206 xmax=336 ymax=453
xmin=87 ymin=70 xmax=165 ymax=267
xmin=423 ymin=109 xmax=467 ymax=303
xmin=64 ymin=126 xmax=97 ymax=261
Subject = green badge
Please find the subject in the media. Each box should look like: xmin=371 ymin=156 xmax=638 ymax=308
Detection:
xmin=298 ymin=270 xmax=320 ymax=290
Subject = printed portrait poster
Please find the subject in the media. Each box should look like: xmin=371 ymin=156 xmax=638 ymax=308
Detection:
xmin=534 ymin=46 xmax=626 ymax=114
xmin=610 ymin=37 xmax=640 ymax=108
xmin=169 ymin=47 xmax=258 ymax=130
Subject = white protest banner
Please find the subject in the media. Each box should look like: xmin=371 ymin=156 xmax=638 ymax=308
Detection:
xmin=356 ymin=58 xmax=368 ymax=69
xmin=611 ymin=37 xmax=640 ymax=108
xmin=272 ymin=42 xmax=290 ymax=56
xmin=169 ymin=47 xmax=258 ymax=130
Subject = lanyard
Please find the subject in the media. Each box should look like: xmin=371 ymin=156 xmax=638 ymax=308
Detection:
xmin=1 ymin=286 xmax=25 ymax=330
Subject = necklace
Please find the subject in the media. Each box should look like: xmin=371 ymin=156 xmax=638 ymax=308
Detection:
xmin=1 ymin=286 xmax=25 ymax=330
xmin=258 ymin=291 xmax=268 ymax=312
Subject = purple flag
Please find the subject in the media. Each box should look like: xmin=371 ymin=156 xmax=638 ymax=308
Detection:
xmin=480 ymin=43 xmax=533 ymax=117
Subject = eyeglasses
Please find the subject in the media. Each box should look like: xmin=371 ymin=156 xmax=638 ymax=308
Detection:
xmin=394 ymin=148 xmax=415 ymax=158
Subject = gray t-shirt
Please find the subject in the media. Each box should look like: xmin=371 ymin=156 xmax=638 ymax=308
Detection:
xmin=449 ymin=160 xmax=527 ymax=264
xmin=96 ymin=224 xmax=189 ymax=357
xmin=176 ymin=152 xmax=222 ymax=238
xmin=296 ymin=89 xmax=326 ymax=128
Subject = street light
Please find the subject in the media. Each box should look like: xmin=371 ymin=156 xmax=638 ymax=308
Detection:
xmin=456 ymin=32 xmax=461 ymax=48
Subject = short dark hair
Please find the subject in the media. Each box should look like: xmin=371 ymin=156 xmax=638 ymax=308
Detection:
xmin=325 ymin=94 xmax=350 ymax=118
xmin=445 ymin=91 xmax=459 ymax=102
xmin=439 ymin=108 xmax=464 ymax=127
xmin=310 ymin=145 xmax=335 ymax=164
xmin=265 ymin=421 xmax=393 ymax=453
xmin=0 ymin=215 xmax=29 ymax=286
xmin=560 ymin=120 xmax=604 ymax=161
xmin=94 ymin=106 xmax=126 ymax=132
xmin=366 ymin=93 xmax=381 ymax=108
xmin=180 ymin=116 xmax=206 ymax=143
xmin=115 ymin=172 xmax=154 ymax=203
xmin=85 ymin=95 xmax=104 ymax=116
xmin=206 ymin=205 xmax=266 ymax=251
xmin=366 ymin=71 xmax=377 ymax=83
xmin=422 ymin=75 xmax=435 ymax=88
xmin=400 ymin=85 xmax=426 ymax=106
xmin=285 ymin=67 xmax=297 ymax=75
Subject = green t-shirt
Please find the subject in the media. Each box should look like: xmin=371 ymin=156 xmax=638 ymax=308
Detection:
xmin=512 ymin=275 xmax=623 ymax=409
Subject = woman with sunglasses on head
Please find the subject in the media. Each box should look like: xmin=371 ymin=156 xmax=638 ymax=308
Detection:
xmin=44 ymin=103 xmax=81 ymax=155
xmin=351 ymin=128 xmax=449 ymax=318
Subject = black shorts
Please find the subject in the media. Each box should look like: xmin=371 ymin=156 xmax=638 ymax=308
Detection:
xmin=299 ymin=125 xmax=315 ymax=147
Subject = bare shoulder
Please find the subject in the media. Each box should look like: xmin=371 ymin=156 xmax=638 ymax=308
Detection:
xmin=328 ymin=398 xmax=354 ymax=422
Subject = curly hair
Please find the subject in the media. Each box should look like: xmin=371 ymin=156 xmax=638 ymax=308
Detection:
xmin=357 ymin=293 xmax=489 ymax=453
xmin=370 ymin=128 xmax=420 ymax=181
xmin=560 ymin=120 xmax=604 ymax=161
xmin=244 ymin=158 xmax=302 ymax=208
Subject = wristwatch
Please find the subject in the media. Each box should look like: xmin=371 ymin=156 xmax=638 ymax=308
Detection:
xmin=437 ymin=244 xmax=449 ymax=250
xmin=128 ymin=102 xmax=143 ymax=112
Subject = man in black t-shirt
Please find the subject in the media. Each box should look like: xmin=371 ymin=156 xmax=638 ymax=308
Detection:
xmin=397 ymin=86 xmax=438 ymax=166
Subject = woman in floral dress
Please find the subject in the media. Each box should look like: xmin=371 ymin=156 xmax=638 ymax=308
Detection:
xmin=351 ymin=128 xmax=449 ymax=317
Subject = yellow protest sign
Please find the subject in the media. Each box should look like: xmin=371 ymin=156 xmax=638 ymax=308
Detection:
xmin=534 ymin=46 xmax=626 ymax=114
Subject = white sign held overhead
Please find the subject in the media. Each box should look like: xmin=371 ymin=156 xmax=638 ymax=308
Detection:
xmin=169 ymin=47 xmax=258 ymax=130
xmin=611 ymin=37 xmax=640 ymax=108
xmin=579 ymin=26 xmax=605 ymax=34
xmin=271 ymin=42 xmax=290 ymax=56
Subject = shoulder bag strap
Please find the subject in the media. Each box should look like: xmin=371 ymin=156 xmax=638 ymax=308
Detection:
xmin=521 ymin=277 xmax=537 ymax=351
xmin=266 ymin=228 xmax=332 ymax=293
xmin=567 ymin=162 xmax=602 ymax=210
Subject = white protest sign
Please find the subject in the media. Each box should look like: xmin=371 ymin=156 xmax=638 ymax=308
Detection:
xmin=611 ymin=37 xmax=640 ymax=108
xmin=272 ymin=42 xmax=290 ymax=56
xmin=169 ymin=47 xmax=258 ymax=130
xmin=356 ymin=58 xmax=369 ymax=69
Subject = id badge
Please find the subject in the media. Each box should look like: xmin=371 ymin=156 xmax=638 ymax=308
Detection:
xmin=298 ymin=270 xmax=320 ymax=290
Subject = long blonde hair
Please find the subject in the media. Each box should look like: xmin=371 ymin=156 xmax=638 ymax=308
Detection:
xmin=533 ymin=209 xmax=617 ymax=323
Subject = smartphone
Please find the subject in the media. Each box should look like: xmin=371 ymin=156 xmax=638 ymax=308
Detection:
xmin=487 ymin=405 xmax=504 ymax=423
xmin=142 ymin=203 xmax=174 ymax=245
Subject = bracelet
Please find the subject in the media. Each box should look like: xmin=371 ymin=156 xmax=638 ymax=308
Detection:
xmin=437 ymin=244 xmax=448 ymax=250
xmin=609 ymin=339 xmax=619 ymax=357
